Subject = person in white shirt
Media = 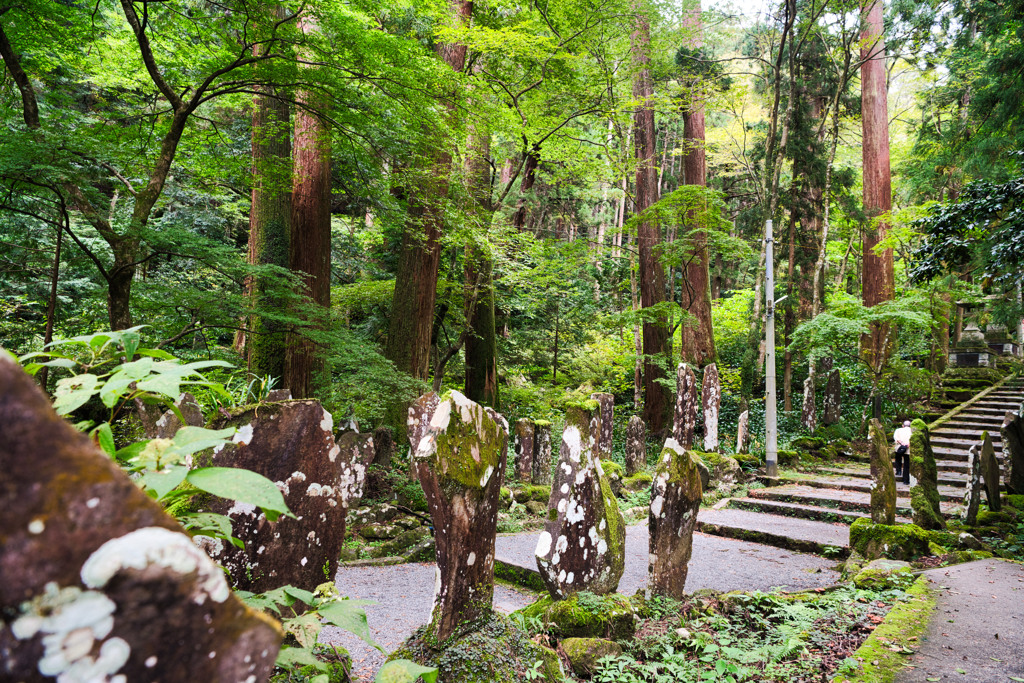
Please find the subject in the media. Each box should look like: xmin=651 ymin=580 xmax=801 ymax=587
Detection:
xmin=893 ymin=420 xmax=912 ymax=485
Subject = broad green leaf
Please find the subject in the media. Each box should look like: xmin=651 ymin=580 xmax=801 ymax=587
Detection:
xmin=318 ymin=600 xmax=381 ymax=651
xmin=283 ymin=612 xmax=323 ymax=648
xmin=284 ymin=586 xmax=316 ymax=606
xmin=275 ymin=646 xmax=325 ymax=671
xmin=122 ymin=330 xmax=140 ymax=360
xmin=115 ymin=440 xmax=148 ymax=462
xmin=136 ymin=348 xmax=176 ymax=360
xmin=375 ymin=660 xmax=439 ymax=683
xmin=163 ymin=426 xmax=235 ymax=460
xmin=93 ymin=423 xmax=115 ymax=457
xmin=100 ymin=357 xmax=155 ymax=407
xmin=180 ymin=512 xmax=242 ymax=548
xmin=141 ymin=465 xmax=189 ymax=500
xmin=53 ymin=374 xmax=100 ymax=415
xmin=186 ymin=467 xmax=292 ymax=521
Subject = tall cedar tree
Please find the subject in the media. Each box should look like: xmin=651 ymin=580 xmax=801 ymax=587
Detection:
xmin=679 ymin=1 xmax=716 ymax=367
xmin=385 ymin=0 xmax=471 ymax=381
xmin=632 ymin=5 xmax=671 ymax=432
xmin=860 ymin=0 xmax=895 ymax=366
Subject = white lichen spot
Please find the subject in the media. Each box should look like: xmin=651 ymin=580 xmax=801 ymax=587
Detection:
xmin=209 ymin=651 xmax=216 ymax=659
xmin=558 ymin=569 xmax=566 ymax=583
xmin=579 ymin=537 xmax=586 ymax=548
xmin=560 ymin=462 xmax=572 ymax=476
xmin=597 ymin=539 xmax=608 ymax=555
xmin=566 ymin=572 xmax=574 ymax=584
xmin=145 ymin=656 xmax=158 ymax=668
xmin=566 ymin=499 xmax=585 ymax=524
xmin=28 ymin=518 xmax=45 ymax=534
xmin=233 ymin=424 xmax=254 ymax=446
xmin=599 ymin=519 xmax=606 ymax=531
xmin=328 ymin=443 xmax=340 ymax=462
xmin=81 ymin=527 xmax=230 ymax=605
xmin=320 ymin=409 xmax=334 ymax=433
xmin=301 ymin=557 xmax=308 ymax=566
xmin=535 ymin=531 xmax=552 ymax=558
xmin=562 ymin=426 xmax=582 ymax=463
xmin=86 ymin=498 xmax=100 ymax=509
xmin=650 ymin=495 xmax=664 ymax=518
xmin=560 ymin=483 xmax=569 ymax=494
xmin=479 ymin=464 xmax=494 ymax=487
xmin=467 ymin=552 xmax=476 ymax=566
xmin=429 ymin=399 xmax=452 ymax=432
xmin=557 ymin=498 xmax=567 ymax=514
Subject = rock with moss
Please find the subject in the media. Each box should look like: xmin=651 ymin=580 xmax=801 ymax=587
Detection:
xmin=408 ymin=391 xmax=508 ymax=641
xmin=1001 ymin=411 xmax=1024 ymax=494
xmin=963 ymin=441 xmax=983 ymax=525
xmin=777 ymin=449 xmax=799 ymax=467
xmin=852 ymin=558 xmax=912 ymax=589
xmin=979 ymin=431 xmax=1001 ymax=512
xmin=0 ymin=359 xmax=282 ymax=682
xmin=560 ymin=638 xmax=622 ymax=678
xmin=868 ymin=419 xmax=897 ymax=525
xmin=516 ymin=592 xmax=635 ymax=640
xmin=673 ymin=363 xmax=699 ymax=449
xmin=735 ymin=409 xmax=750 ymax=454
xmin=513 ymin=418 xmax=536 ymax=483
xmin=138 ymin=391 xmax=205 ymax=439
xmin=823 ymin=369 xmax=841 ymax=425
xmin=533 ymin=421 xmax=554 ymax=486
xmin=512 ymin=484 xmax=553 ymax=503
xmin=801 ymin=375 xmax=816 ymax=433
xmin=388 ymin=613 xmax=563 ymax=683
xmin=701 ymin=364 xmax=721 ymax=452
xmin=849 ymin=518 xmax=932 ymax=561
xmin=590 ymin=392 xmax=615 ymax=459
xmin=624 ymin=415 xmax=646 ymax=476
xmin=622 ymin=472 xmax=653 ymax=492
xmin=536 ymin=405 xmax=625 ymax=598
xmin=649 ymin=439 xmax=703 ymax=598
xmin=908 ymin=419 xmax=945 ymax=530
xmin=204 ymin=400 xmax=350 ymax=594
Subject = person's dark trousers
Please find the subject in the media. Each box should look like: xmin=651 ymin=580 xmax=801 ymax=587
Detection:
xmin=894 ymin=445 xmax=909 ymax=484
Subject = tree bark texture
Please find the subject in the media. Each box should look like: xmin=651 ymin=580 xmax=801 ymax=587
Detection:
xmin=860 ymin=0 xmax=895 ymax=366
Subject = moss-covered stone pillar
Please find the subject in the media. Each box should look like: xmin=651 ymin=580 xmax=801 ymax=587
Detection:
xmin=908 ymin=419 xmax=944 ymax=529
xmin=823 ymin=369 xmax=841 ymax=425
xmin=536 ymin=403 xmax=625 ymax=598
xmin=532 ymin=420 xmax=553 ymax=485
xmin=648 ymin=439 xmax=703 ymax=598
xmin=513 ymin=418 xmax=536 ymax=482
xmin=590 ymin=392 xmax=615 ymax=459
xmin=673 ymin=363 xmax=698 ymax=448
xmin=963 ymin=441 xmax=983 ymax=525
xmin=735 ymin=409 xmax=750 ymax=454
xmin=868 ymin=418 xmax=896 ymax=524
xmin=979 ymin=431 xmax=1002 ymax=512
xmin=408 ymin=391 xmax=507 ymax=642
xmin=1002 ymin=411 xmax=1024 ymax=495
xmin=625 ymin=415 xmax=646 ymax=476
xmin=0 ymin=357 xmax=282 ymax=682
xmin=701 ymin=364 xmax=720 ymax=451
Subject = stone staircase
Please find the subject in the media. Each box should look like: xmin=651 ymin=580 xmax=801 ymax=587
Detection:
xmin=694 ymin=375 xmax=1024 ymax=559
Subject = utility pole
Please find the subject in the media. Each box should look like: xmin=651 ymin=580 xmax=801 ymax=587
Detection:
xmin=765 ymin=220 xmax=778 ymax=477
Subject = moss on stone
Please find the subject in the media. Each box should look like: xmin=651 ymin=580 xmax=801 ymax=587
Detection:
xmin=908 ymin=419 xmax=944 ymax=530
xmin=791 ymin=436 xmax=826 ymax=451
xmin=1005 ymin=494 xmax=1024 ymax=510
xmin=777 ymin=450 xmax=800 ymax=466
xmin=834 ymin=576 xmax=937 ymax=683
xmin=597 ymin=465 xmax=626 ymax=587
xmin=431 ymin=395 xmax=504 ymax=494
xmin=510 ymin=484 xmax=552 ymax=503
xmin=564 ymin=399 xmax=600 ymax=414
xmin=499 ymin=487 xmax=512 ymax=508
xmin=622 ymin=473 xmax=652 ymax=492
xmin=977 ymin=510 xmax=1015 ymax=526
xmin=599 ymin=459 xmax=625 ymax=479
xmin=852 ymin=559 xmax=913 ymax=590
xmin=533 ymin=420 xmax=553 ymax=427
xmin=516 ymin=592 xmax=635 ymax=640
xmin=560 ymin=638 xmax=621 ymax=678
xmin=849 ymin=518 xmax=932 ymax=561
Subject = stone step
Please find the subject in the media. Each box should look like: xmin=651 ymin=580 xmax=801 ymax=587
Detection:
xmin=749 ymin=484 xmax=916 ymax=515
xmin=696 ymin=508 xmax=850 ymax=557
xmin=775 ymin=474 xmax=965 ymax=502
xmin=727 ymin=496 xmax=912 ymax=525
xmin=935 ymin=459 xmax=1009 ymax=475
xmin=932 ymin=435 xmax=1001 ymax=449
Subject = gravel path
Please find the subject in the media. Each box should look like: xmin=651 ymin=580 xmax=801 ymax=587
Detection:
xmin=323 ymin=524 xmax=839 ymax=681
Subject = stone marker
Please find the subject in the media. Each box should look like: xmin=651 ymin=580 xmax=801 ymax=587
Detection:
xmin=408 ymin=391 xmax=507 ymax=642
xmin=265 ymin=388 xmax=292 ymax=402
xmin=823 ymin=369 xmax=841 ymax=425
xmin=673 ymin=363 xmax=699 ymax=448
xmin=908 ymin=419 xmax=945 ymax=529
xmin=701 ymin=364 xmax=721 ymax=452
xmin=624 ymin=415 xmax=646 ymax=476
xmin=979 ymin=431 xmax=1001 ymax=512
xmin=532 ymin=421 xmax=554 ymax=485
xmin=536 ymin=403 xmax=625 ymax=599
xmin=801 ymin=376 xmax=816 ymax=433
xmin=136 ymin=392 xmax=205 ymax=439
xmin=336 ymin=428 xmax=376 ymax=507
xmin=591 ymin=392 xmax=615 ymax=459
xmin=514 ymin=418 xmax=536 ymax=482
xmin=205 ymin=400 xmax=348 ymax=593
xmin=0 ymin=358 xmax=281 ymax=682
xmin=735 ymin=410 xmax=750 ymax=454
xmin=963 ymin=440 xmax=983 ymax=525
xmin=373 ymin=425 xmax=395 ymax=468
xmin=1001 ymin=410 xmax=1024 ymax=495
xmin=868 ymin=418 xmax=896 ymax=525
xmin=648 ymin=439 xmax=703 ymax=598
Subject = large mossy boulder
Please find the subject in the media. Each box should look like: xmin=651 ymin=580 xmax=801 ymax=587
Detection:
xmin=388 ymin=614 xmax=563 ymax=683
xmin=516 ymin=592 xmax=636 ymax=640
xmin=849 ymin=518 xmax=932 ymax=561
xmin=908 ymin=419 xmax=945 ymax=530
xmin=852 ymin=558 xmax=913 ymax=589
xmin=560 ymin=638 xmax=621 ymax=678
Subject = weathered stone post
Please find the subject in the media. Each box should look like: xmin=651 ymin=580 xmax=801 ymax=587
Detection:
xmin=206 ymin=400 xmax=350 ymax=593
xmin=1000 ymin=411 xmax=1024 ymax=494
xmin=407 ymin=391 xmax=507 ymax=642
xmin=0 ymin=358 xmax=282 ymax=682
xmin=532 ymin=420 xmax=554 ymax=485
xmin=735 ymin=410 xmax=750 ymax=454
xmin=591 ymin=392 xmax=615 ymax=459
xmin=536 ymin=402 xmax=625 ymax=598
xmin=624 ymin=415 xmax=646 ymax=476
xmin=823 ymin=370 xmax=841 ymax=425
xmin=908 ymin=419 xmax=945 ymax=529
xmin=801 ymin=376 xmax=816 ymax=433
xmin=701 ymin=364 xmax=721 ymax=452
xmin=963 ymin=440 xmax=983 ymax=525
xmin=868 ymin=418 xmax=896 ymax=524
xmin=648 ymin=439 xmax=703 ymax=598
xmin=335 ymin=429 xmax=376 ymax=507
xmin=514 ymin=418 xmax=536 ymax=482
xmin=979 ymin=431 xmax=1001 ymax=512
xmin=673 ymin=363 xmax=699 ymax=448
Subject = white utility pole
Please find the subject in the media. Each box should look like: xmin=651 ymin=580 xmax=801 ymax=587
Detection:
xmin=765 ymin=220 xmax=778 ymax=477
